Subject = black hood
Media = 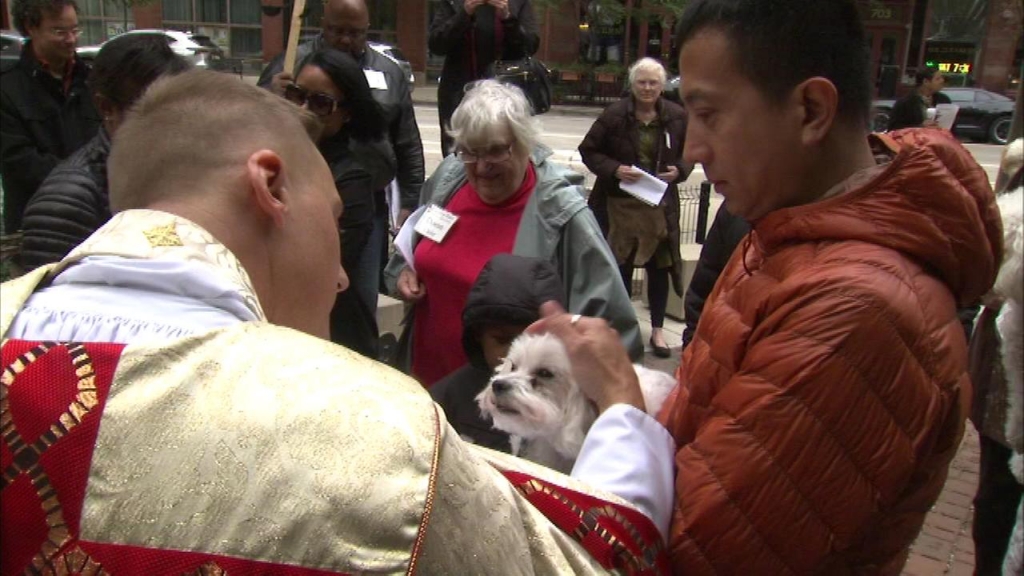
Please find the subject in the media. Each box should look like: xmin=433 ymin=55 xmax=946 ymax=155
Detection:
xmin=462 ymin=254 xmax=566 ymax=368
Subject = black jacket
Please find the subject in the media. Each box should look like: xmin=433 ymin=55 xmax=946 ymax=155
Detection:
xmin=257 ymin=38 xmax=424 ymax=211
xmin=1 ymin=44 xmax=100 ymax=232
xmin=430 ymin=254 xmax=565 ymax=453
xmin=429 ymin=0 xmax=539 ymax=115
xmin=681 ymin=203 xmax=749 ymax=348
xmin=19 ymin=128 xmax=111 ymax=270
xmin=323 ymin=133 xmax=396 ymax=359
xmin=579 ymin=96 xmax=690 ymax=294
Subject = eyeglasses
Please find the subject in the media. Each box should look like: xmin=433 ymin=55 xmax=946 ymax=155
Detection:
xmin=456 ymin=145 xmax=514 ymax=164
xmin=323 ymin=25 xmax=368 ymax=40
xmin=48 ymin=27 xmax=82 ymax=39
xmin=283 ymin=83 xmax=342 ymax=117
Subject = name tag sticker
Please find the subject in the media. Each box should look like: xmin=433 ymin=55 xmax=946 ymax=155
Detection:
xmin=364 ymin=69 xmax=388 ymax=90
xmin=414 ymin=205 xmax=458 ymax=243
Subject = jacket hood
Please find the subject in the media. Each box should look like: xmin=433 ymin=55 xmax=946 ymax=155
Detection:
xmin=462 ymin=254 xmax=566 ymax=368
xmin=753 ymin=128 xmax=1003 ymax=306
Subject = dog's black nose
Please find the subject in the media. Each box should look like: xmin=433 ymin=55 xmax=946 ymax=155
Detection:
xmin=492 ymin=380 xmax=511 ymax=394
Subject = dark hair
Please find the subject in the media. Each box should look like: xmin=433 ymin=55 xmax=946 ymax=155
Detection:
xmin=12 ymin=0 xmax=77 ymax=36
xmin=675 ymin=0 xmax=871 ymax=127
xmin=305 ymin=48 xmax=386 ymax=142
xmin=89 ymin=34 xmax=192 ymax=110
xmin=915 ymin=67 xmax=940 ymax=86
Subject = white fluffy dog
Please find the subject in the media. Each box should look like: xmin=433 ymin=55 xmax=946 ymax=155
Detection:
xmin=476 ymin=332 xmax=677 ymax=473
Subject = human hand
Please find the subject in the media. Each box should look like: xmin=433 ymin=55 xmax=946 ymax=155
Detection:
xmin=615 ymin=165 xmax=642 ymax=183
xmin=397 ymin=267 xmax=426 ymax=301
xmin=396 ymin=208 xmax=412 ymax=229
xmin=488 ymin=0 xmax=511 ymax=19
xmin=464 ymin=0 xmax=486 ymax=15
xmin=527 ymin=301 xmax=645 ymax=413
xmin=657 ymin=165 xmax=679 ymax=183
xmin=271 ymin=71 xmax=295 ymax=96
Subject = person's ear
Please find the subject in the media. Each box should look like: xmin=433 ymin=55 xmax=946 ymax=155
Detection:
xmin=247 ymin=149 xmax=288 ymax=228
xmin=793 ymin=77 xmax=839 ymax=146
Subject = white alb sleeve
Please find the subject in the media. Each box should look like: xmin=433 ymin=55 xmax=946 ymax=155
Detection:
xmin=570 ymin=404 xmax=676 ymax=540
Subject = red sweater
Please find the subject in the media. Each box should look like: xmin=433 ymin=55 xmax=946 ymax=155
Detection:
xmin=412 ymin=164 xmax=537 ymax=387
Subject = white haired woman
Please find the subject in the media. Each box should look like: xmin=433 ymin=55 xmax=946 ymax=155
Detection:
xmin=579 ymin=57 xmax=690 ymax=358
xmin=385 ymin=79 xmax=642 ymax=387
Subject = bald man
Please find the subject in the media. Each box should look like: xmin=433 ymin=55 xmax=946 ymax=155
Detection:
xmin=1 ymin=70 xmax=675 ymax=574
xmin=258 ymin=0 xmax=424 ymax=319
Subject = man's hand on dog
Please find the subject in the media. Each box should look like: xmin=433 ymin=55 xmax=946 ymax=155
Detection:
xmin=528 ymin=302 xmax=645 ymax=414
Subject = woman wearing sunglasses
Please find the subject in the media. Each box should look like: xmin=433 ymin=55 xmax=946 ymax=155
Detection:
xmin=285 ymin=48 xmax=391 ymax=358
xmin=384 ymin=80 xmax=641 ymax=388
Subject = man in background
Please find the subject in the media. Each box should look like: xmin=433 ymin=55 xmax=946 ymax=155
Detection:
xmin=1 ymin=0 xmax=99 ymax=232
xmin=258 ymin=0 xmax=424 ymax=317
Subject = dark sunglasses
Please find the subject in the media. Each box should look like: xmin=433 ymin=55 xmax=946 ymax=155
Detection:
xmin=283 ymin=83 xmax=342 ymax=117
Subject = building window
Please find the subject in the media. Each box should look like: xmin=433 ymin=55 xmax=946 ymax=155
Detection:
xmin=229 ymin=0 xmax=260 ymax=25
xmin=230 ymin=26 xmax=261 ymax=55
xmin=163 ymin=0 xmax=193 ymax=22
xmin=197 ymin=0 xmax=227 ymax=23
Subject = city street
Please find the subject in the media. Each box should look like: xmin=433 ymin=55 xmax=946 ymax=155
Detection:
xmin=413 ymin=103 xmax=1009 ymax=188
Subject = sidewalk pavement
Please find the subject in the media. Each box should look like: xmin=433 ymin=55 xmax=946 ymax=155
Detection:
xmin=632 ymin=299 xmax=980 ymax=576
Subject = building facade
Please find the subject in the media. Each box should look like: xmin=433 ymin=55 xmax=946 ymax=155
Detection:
xmin=3 ymin=0 xmax=1018 ymax=96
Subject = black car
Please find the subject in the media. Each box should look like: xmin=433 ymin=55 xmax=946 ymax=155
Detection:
xmin=872 ymin=87 xmax=1013 ymax=145
xmin=1 ymin=31 xmax=25 ymax=65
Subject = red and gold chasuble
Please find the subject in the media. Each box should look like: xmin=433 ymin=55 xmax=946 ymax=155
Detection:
xmin=1 ymin=340 xmax=343 ymax=575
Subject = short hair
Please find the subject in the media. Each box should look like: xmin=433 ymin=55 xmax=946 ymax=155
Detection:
xmin=108 ymin=70 xmax=322 ymax=212
xmin=915 ymin=67 xmax=941 ymax=86
xmin=89 ymin=33 xmax=192 ymax=110
xmin=305 ymin=48 xmax=386 ymax=142
xmin=675 ymin=0 xmax=871 ymax=127
xmin=448 ymin=79 xmax=540 ymax=156
xmin=628 ymin=57 xmax=667 ymax=87
xmin=12 ymin=0 xmax=77 ymax=36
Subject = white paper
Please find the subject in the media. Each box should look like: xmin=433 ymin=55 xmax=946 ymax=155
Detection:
xmin=394 ymin=205 xmax=428 ymax=273
xmin=619 ymin=165 xmax=669 ymax=206
xmin=363 ymin=69 xmax=388 ymax=90
xmin=385 ymin=179 xmax=401 ymax=233
xmin=934 ymin=104 xmax=959 ymax=132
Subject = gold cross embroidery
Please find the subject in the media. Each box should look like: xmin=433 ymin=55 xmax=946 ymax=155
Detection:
xmin=143 ymin=224 xmax=183 ymax=247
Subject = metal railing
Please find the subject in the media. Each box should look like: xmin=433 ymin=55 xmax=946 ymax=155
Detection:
xmin=628 ymin=179 xmax=712 ymax=299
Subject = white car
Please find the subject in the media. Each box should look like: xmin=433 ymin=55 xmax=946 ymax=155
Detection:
xmin=77 ymin=29 xmax=223 ymax=68
xmin=369 ymin=41 xmax=415 ymax=88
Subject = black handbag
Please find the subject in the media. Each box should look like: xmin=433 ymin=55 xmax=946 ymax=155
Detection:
xmin=486 ymin=57 xmax=553 ymax=115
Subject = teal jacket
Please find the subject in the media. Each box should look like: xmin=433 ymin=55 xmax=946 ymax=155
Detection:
xmin=384 ymin=145 xmax=643 ymax=367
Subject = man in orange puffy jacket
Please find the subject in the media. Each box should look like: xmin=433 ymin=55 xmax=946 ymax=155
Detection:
xmin=531 ymin=0 xmax=1004 ymax=573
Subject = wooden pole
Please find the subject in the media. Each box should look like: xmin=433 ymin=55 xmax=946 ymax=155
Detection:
xmin=282 ymin=0 xmax=308 ymax=75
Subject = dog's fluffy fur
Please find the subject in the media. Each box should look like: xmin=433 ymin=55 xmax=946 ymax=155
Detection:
xmin=476 ymin=332 xmax=676 ymax=473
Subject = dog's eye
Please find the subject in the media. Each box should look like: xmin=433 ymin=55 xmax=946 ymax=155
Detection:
xmin=509 ymin=362 xmax=516 ymax=371
xmin=535 ymin=368 xmax=554 ymax=379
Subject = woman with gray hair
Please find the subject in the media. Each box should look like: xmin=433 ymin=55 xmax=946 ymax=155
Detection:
xmin=385 ymin=79 xmax=641 ymax=387
xmin=579 ymin=57 xmax=690 ymax=358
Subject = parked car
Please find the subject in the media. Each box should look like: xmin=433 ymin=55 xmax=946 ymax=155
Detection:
xmin=872 ymin=87 xmax=1013 ymax=145
xmin=369 ymin=41 xmax=415 ymax=88
xmin=1 ymin=31 xmax=25 ymax=65
xmin=663 ymin=75 xmax=681 ymax=102
xmin=77 ymin=29 xmax=224 ymax=69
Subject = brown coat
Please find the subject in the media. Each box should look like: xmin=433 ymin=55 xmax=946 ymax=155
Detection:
xmin=579 ymin=96 xmax=689 ymax=294
xmin=662 ymin=129 xmax=1002 ymax=574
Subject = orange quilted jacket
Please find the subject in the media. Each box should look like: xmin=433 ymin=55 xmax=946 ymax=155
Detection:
xmin=662 ymin=129 xmax=1003 ymax=575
